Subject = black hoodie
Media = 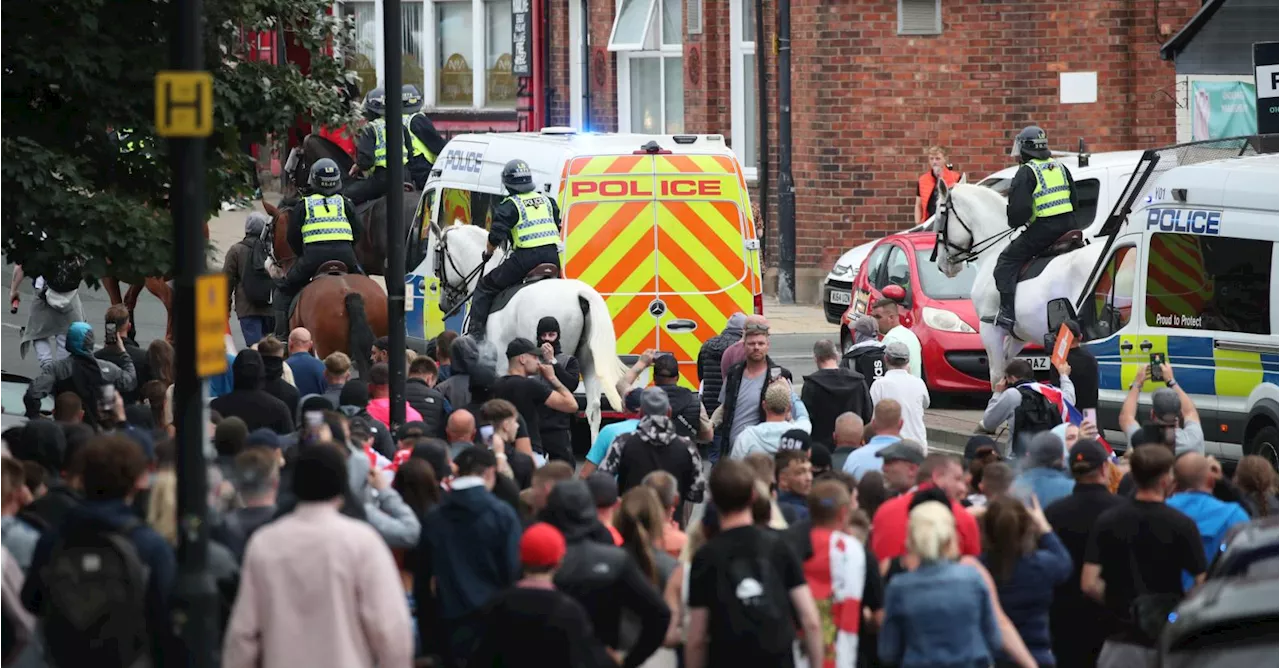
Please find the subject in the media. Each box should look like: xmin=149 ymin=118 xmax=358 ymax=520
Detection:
xmin=210 ymin=350 xmax=295 ymax=434
xmin=261 ymin=354 xmax=301 ymax=415
xmin=436 ymin=335 xmax=496 ymax=409
xmin=801 ymin=366 xmax=873 ymax=447
xmin=541 ymin=481 xmax=670 ymax=668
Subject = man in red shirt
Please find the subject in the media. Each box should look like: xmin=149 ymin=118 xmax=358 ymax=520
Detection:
xmin=915 ymin=146 xmax=962 ymax=224
xmin=871 ymin=451 xmax=980 ymax=571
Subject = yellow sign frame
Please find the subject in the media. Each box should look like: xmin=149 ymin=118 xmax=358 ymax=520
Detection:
xmin=154 ymin=71 xmax=214 ymax=138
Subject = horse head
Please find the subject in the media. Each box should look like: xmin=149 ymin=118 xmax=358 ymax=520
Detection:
xmin=260 ymin=199 xmax=296 ymax=278
xmin=434 ymin=223 xmax=504 ymax=314
xmin=933 ymin=183 xmax=1009 ymax=278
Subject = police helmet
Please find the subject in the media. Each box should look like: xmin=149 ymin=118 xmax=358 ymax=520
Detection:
xmin=1011 ymin=125 xmax=1051 ymax=160
xmin=363 ymin=87 xmax=387 ymax=119
xmin=501 ymin=159 xmax=535 ymax=194
xmin=309 ymin=158 xmax=343 ymax=195
xmin=402 ymin=85 xmax=424 ymax=114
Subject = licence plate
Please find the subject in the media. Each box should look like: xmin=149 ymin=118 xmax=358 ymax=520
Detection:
xmin=830 ymin=290 xmax=851 ymax=305
xmin=1022 ymin=356 xmax=1050 ymax=371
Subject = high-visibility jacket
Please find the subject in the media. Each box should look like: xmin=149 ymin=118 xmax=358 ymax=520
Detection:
xmin=119 ymin=128 xmax=146 ymax=154
xmin=301 ymin=194 xmax=355 ymax=244
xmin=1028 ymin=158 xmax=1073 ymax=221
xmin=916 ymin=167 xmax=961 ymax=222
xmin=507 ymin=192 xmax=559 ymax=249
xmin=370 ymin=118 xmax=408 ymax=169
xmin=403 ymin=113 xmax=438 ymax=163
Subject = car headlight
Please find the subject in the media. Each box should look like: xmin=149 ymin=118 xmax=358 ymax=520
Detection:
xmin=922 ymin=306 xmax=976 ymax=333
xmin=829 ymin=263 xmax=852 ymax=278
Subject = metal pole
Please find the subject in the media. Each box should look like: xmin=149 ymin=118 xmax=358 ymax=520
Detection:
xmin=581 ymin=0 xmax=591 ymax=129
xmin=169 ymin=0 xmax=217 ymax=663
xmin=384 ymin=0 xmax=407 ymax=429
xmin=776 ymin=0 xmax=796 ymax=303
xmin=754 ymin=0 xmax=768 ymax=242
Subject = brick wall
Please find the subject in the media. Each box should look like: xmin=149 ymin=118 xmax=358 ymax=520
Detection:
xmin=548 ymin=0 xmax=572 ymax=127
xmin=588 ymin=0 xmax=619 ymax=131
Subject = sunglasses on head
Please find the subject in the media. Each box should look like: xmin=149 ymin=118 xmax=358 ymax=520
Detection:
xmin=744 ymin=323 xmax=770 ymax=334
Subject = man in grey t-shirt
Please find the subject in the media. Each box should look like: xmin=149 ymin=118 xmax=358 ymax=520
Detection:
xmin=1119 ymin=363 xmax=1204 ymax=455
xmin=729 ymin=370 xmax=766 ymax=445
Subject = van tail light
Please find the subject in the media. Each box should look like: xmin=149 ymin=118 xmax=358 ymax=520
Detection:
xmin=754 ymin=293 xmax=764 ymax=315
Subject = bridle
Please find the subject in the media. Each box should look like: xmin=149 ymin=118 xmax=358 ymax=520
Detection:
xmin=930 ymin=184 xmax=1017 ymax=265
xmin=263 ymin=210 xmax=297 ymax=270
xmin=434 ymin=225 xmax=492 ymax=319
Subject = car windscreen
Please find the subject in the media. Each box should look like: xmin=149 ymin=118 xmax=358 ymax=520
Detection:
xmin=915 ymin=249 xmax=978 ymax=300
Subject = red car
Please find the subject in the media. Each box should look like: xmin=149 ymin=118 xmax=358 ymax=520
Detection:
xmin=840 ymin=232 xmax=1048 ymax=393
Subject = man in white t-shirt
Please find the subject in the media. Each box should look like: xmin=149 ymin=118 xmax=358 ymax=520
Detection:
xmin=872 ymin=298 xmax=922 ymax=378
xmin=870 ymin=341 xmax=930 ymax=446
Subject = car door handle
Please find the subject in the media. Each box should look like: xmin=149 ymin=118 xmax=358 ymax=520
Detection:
xmin=664 ymin=319 xmax=697 ymax=334
xmin=1139 ymin=340 xmax=1154 ymax=352
xmin=1120 ymin=340 xmax=1134 ymax=353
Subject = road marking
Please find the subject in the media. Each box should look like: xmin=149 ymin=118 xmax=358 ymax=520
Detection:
xmin=1 ymin=322 xmax=21 ymax=330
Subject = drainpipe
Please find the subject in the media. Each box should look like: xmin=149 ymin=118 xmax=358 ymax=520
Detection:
xmin=582 ymin=0 xmax=592 ymax=129
xmin=755 ymin=0 xmax=768 ymax=251
xmin=776 ymin=0 xmax=795 ymax=303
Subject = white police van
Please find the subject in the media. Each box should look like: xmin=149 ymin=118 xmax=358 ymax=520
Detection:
xmin=1065 ymin=151 xmax=1279 ymax=464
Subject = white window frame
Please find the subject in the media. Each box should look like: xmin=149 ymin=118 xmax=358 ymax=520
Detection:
xmin=336 ymin=0 xmax=516 ymax=111
xmin=607 ymin=0 xmax=659 ymax=52
xmin=730 ymin=0 xmax=758 ymax=180
xmin=615 ymin=0 xmax=682 ymax=133
xmin=897 ymin=0 xmax=941 ymax=36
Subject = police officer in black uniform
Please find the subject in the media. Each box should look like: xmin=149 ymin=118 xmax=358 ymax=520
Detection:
xmin=401 ymin=85 xmax=447 ymax=190
xmin=275 ymin=158 xmax=364 ymax=336
xmin=993 ymin=125 xmax=1079 ymax=333
xmin=465 ymin=159 xmax=562 ymax=341
xmin=344 ymin=87 xmax=409 ymax=206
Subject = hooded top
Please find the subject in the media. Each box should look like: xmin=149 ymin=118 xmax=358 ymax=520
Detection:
xmin=261 ymin=354 xmax=301 ymax=414
xmin=437 ymin=336 xmax=497 ymax=409
xmin=537 ymin=316 xmax=562 ymax=355
xmin=232 ymin=350 xmax=266 ymax=391
xmin=210 ymin=350 xmax=295 ymax=434
xmin=695 ymin=313 xmax=746 ymax=413
xmin=15 ymin=419 xmax=66 ymax=475
xmin=801 ymin=367 xmax=873 ymax=446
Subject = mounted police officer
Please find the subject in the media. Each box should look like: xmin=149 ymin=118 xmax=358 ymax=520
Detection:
xmin=993 ymin=125 xmax=1078 ymax=333
xmin=275 ymin=158 xmax=364 ymax=336
xmin=465 ymin=159 xmax=561 ymax=341
xmin=401 ymin=85 xmax=446 ymax=190
xmin=344 ymin=87 xmax=408 ymax=205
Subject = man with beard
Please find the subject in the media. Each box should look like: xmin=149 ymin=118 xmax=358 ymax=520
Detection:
xmin=535 ymin=317 xmax=580 ymax=464
xmin=715 ymin=317 xmax=798 ymax=460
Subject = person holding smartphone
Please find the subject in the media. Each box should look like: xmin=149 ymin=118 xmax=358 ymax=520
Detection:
xmin=491 ymin=338 xmax=578 ymax=464
xmin=24 ymin=321 xmax=137 ymax=429
xmin=1118 ymin=363 xmax=1204 ymax=456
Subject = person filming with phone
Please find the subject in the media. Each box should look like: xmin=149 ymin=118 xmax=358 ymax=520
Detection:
xmin=24 ymin=321 xmax=138 ymax=429
xmin=94 ymin=304 xmax=150 ymax=404
xmin=1118 ymin=360 xmax=1204 ymax=456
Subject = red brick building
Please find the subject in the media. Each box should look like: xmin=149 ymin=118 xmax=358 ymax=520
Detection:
xmin=541 ymin=0 xmax=1202 ymax=301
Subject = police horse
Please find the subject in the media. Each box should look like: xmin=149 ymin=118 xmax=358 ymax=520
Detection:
xmin=430 ymin=220 xmax=628 ymax=443
xmin=931 ymin=182 xmax=1112 ymax=390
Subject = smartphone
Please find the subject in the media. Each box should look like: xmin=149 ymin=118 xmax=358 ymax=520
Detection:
xmin=770 ymin=367 xmax=782 ymax=380
xmin=104 ymin=321 xmax=117 ymax=346
xmin=305 ymin=411 xmax=323 ymax=428
xmin=479 ymin=424 xmax=495 ymax=445
xmin=1149 ymin=352 xmax=1166 ymax=383
xmin=98 ymin=384 xmax=117 ymax=417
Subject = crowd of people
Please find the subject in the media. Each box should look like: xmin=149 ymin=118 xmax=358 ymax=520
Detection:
xmin=1 ymin=302 xmax=1277 ymax=668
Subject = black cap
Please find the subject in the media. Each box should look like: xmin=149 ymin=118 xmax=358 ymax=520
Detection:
xmin=778 ymin=428 xmax=813 ymax=452
xmin=652 ymin=354 xmax=679 ymax=379
xmin=506 ymin=337 xmax=538 ymax=359
xmin=809 ymin=442 xmax=832 ymax=470
xmin=585 ymin=472 xmax=619 ymax=508
xmin=293 ymin=445 xmax=349 ymax=502
xmin=1068 ymin=438 xmax=1109 ymax=473
xmin=877 ymin=440 xmax=925 ymax=465
xmin=397 ymin=421 xmax=428 ymax=441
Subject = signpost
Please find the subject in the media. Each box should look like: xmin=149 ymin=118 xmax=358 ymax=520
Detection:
xmin=1254 ymin=42 xmax=1278 ymax=135
xmin=385 ymin=0 xmax=408 ymax=430
xmin=158 ymin=0 xmax=218 ymax=663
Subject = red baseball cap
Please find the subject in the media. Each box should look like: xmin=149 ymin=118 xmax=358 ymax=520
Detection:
xmin=520 ymin=522 xmax=567 ymax=568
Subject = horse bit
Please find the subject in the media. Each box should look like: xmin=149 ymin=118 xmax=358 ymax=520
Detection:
xmin=434 ymin=226 xmax=490 ymax=319
xmin=931 ymin=187 xmax=1017 ymax=265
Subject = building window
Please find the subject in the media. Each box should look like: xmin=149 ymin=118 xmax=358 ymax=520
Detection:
xmin=897 ymin=0 xmax=941 ymax=36
xmin=615 ymin=0 xmax=683 ymax=132
xmin=485 ymin=0 xmax=516 ymax=108
xmin=403 ymin=2 xmax=426 ymax=98
xmin=730 ymin=0 xmax=757 ymax=175
xmin=436 ymin=1 xmax=475 ymax=106
xmin=343 ymin=1 xmax=379 ymax=95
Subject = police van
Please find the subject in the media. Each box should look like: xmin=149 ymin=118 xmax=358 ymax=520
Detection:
xmin=1062 ymin=151 xmax=1279 ymax=465
xmin=403 ymin=129 xmax=764 ymax=396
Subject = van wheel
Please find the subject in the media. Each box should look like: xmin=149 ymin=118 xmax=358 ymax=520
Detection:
xmin=1247 ymin=425 xmax=1278 ymax=469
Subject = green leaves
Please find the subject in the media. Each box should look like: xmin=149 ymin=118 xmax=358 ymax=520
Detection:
xmin=1 ymin=0 xmax=353 ymax=281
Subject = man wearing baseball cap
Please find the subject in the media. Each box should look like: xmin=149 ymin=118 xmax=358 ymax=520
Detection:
xmin=492 ymin=337 xmax=579 ymax=463
xmin=1118 ymin=361 xmax=1204 ymax=456
xmin=1043 ymin=438 xmax=1125 ymax=668
xmin=615 ymin=349 xmax=711 ymax=443
xmin=469 ymin=523 xmax=614 ymax=667
xmin=869 ymin=340 xmax=930 ymax=446
xmin=842 ymin=314 xmax=888 ymax=386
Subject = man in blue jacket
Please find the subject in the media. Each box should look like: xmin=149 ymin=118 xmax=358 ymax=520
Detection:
xmin=1166 ymin=452 xmax=1250 ymax=590
xmin=1012 ymin=431 xmax=1076 ymax=508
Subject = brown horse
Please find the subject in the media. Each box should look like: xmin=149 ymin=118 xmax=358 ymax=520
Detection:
xmin=261 ymin=199 xmax=387 ymax=376
xmin=101 ymin=220 xmax=211 ymax=342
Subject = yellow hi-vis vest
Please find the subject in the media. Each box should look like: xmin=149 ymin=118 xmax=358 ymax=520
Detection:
xmin=119 ymin=128 xmax=145 ymax=154
xmin=371 ymin=118 xmax=408 ymax=169
xmin=403 ymin=113 xmax=438 ymax=163
xmin=1028 ymin=158 xmax=1074 ymax=221
xmin=507 ymin=192 xmax=559 ymax=249
xmin=301 ymin=194 xmax=355 ymax=244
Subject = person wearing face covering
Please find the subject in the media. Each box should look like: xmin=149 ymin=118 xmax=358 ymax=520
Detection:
xmin=210 ymin=350 xmax=295 ymax=435
xmin=535 ymin=317 xmax=581 ymax=465
xmin=24 ymin=322 xmax=136 ymax=429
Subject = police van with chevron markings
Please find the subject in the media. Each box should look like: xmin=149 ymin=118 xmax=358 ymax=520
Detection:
xmin=1063 ymin=151 xmax=1279 ymax=465
xmin=403 ymin=130 xmax=764 ymax=414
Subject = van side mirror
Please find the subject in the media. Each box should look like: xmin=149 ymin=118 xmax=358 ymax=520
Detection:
xmin=1044 ymin=298 xmax=1078 ymax=347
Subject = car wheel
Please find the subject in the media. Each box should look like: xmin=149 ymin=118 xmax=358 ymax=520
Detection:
xmin=1247 ymin=424 xmax=1278 ymax=469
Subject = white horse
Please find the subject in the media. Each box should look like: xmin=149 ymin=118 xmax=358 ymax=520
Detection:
xmin=430 ymin=220 xmax=628 ymax=443
xmin=933 ymin=183 xmax=1110 ymax=389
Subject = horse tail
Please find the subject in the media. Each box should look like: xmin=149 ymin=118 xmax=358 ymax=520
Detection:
xmin=575 ymin=284 xmax=627 ymax=413
xmin=345 ymin=291 xmax=376 ymax=378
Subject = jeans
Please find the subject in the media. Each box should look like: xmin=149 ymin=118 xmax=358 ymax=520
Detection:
xmin=32 ymin=335 xmax=68 ymax=369
xmin=238 ymin=315 xmax=272 ymax=347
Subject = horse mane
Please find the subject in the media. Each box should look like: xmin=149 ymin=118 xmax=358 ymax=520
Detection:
xmin=949 ymin=183 xmax=1010 ymax=232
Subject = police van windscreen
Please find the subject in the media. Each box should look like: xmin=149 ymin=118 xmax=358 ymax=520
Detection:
xmin=1145 ymin=235 xmax=1274 ymax=335
xmin=915 ymin=250 xmax=978 ymax=300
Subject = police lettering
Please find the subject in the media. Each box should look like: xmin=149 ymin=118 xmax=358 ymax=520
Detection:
xmin=1144 ymin=208 xmax=1221 ymax=235
xmin=570 ymin=179 xmax=723 ymax=198
xmin=441 ymin=149 xmax=483 ymax=174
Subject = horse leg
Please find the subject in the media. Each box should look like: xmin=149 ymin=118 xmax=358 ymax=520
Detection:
xmin=143 ymin=278 xmax=175 ymax=343
xmin=980 ymin=322 xmax=1010 ymax=392
xmin=102 ymin=277 xmax=124 ymax=306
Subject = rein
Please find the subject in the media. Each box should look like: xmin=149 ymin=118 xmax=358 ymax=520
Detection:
xmin=435 ymin=226 xmax=491 ymax=319
xmin=264 ymin=212 xmax=297 ymax=271
xmin=931 ymin=188 xmax=1018 ymax=265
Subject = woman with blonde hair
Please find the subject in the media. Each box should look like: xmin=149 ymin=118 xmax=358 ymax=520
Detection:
xmin=880 ymin=500 xmax=1002 ymax=667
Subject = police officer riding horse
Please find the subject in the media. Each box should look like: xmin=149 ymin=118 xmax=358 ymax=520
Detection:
xmin=274 ymin=159 xmax=365 ymax=337
xmin=992 ymin=126 xmax=1079 ymax=333
xmin=464 ymin=159 xmax=562 ymax=341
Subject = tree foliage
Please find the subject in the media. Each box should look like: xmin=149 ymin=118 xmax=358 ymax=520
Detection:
xmin=2 ymin=0 xmax=356 ymax=283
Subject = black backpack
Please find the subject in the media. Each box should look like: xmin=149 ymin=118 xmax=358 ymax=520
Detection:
xmin=714 ymin=531 xmax=795 ymax=655
xmin=1013 ymin=385 xmax=1063 ymax=441
xmin=40 ymin=518 xmax=151 ymax=668
xmin=240 ymin=237 xmax=276 ymax=308
xmin=662 ymin=386 xmax=701 ymax=441
xmin=843 ymin=345 xmax=886 ymax=386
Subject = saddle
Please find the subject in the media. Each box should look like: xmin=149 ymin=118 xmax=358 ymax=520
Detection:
xmin=491 ymin=263 xmax=562 ymax=314
xmin=1017 ymin=229 xmax=1086 ymax=282
xmin=314 ymin=260 xmax=348 ymax=277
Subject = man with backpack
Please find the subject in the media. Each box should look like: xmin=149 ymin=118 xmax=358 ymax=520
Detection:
xmin=223 ymin=211 xmax=276 ymax=346
xmin=21 ymin=435 xmax=177 ymax=668
xmin=980 ymin=358 xmax=1075 ymax=459
xmin=685 ymin=459 xmax=825 ymax=668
